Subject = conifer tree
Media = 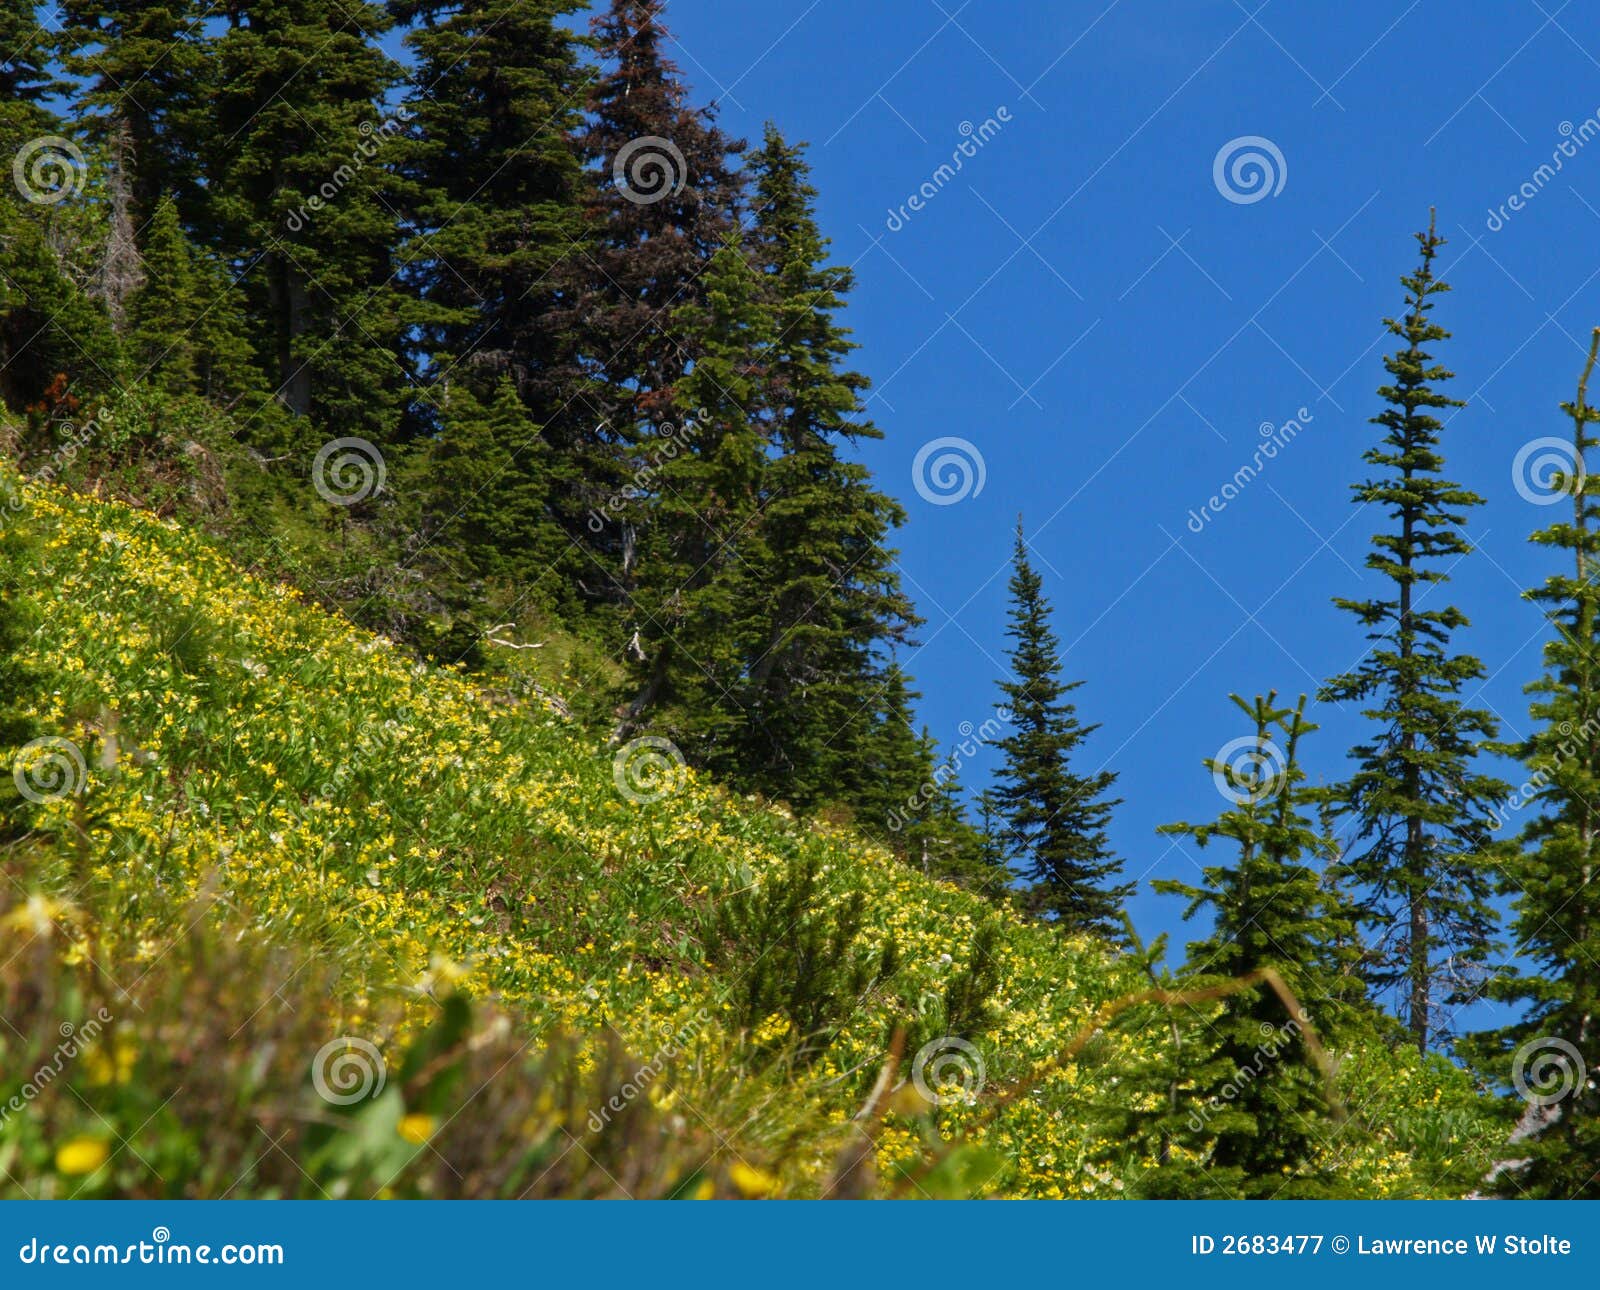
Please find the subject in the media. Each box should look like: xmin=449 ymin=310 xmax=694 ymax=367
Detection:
xmin=396 ymin=0 xmax=588 ymax=411
xmin=1478 ymin=330 xmax=1600 ymax=1198
xmin=122 ymin=196 xmax=255 ymax=403
xmin=618 ymin=239 xmax=769 ymax=752
xmin=0 ymin=0 xmax=61 ymax=147
xmin=0 ymin=468 xmax=38 ymax=839
xmin=204 ymin=2 xmax=408 ymax=442
xmin=991 ymin=522 xmax=1129 ymax=936
xmin=1320 ymin=214 xmax=1508 ymax=1052
xmin=567 ymin=0 xmax=745 ymax=417
xmin=57 ymin=3 xmax=207 ymax=219
xmin=0 ymin=199 xmax=120 ymax=415
xmin=731 ymin=125 xmax=918 ymax=808
xmin=1152 ymin=693 xmax=1362 ymax=1197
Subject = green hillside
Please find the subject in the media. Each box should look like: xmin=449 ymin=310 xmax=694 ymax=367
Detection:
xmin=0 ymin=467 xmax=1507 ymax=1198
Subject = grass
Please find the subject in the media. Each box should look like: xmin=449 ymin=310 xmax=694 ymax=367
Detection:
xmin=0 ymin=465 xmax=1509 ymax=1198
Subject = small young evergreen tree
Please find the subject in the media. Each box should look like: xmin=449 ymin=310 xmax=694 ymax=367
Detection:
xmin=1152 ymin=693 xmax=1363 ymax=1197
xmin=990 ymin=521 xmax=1129 ymax=936
xmin=124 ymin=196 xmax=256 ymax=402
xmin=1320 ymin=213 xmax=1508 ymax=1051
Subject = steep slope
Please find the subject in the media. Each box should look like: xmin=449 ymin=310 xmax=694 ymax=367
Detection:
xmin=0 ymin=470 xmax=1503 ymax=1198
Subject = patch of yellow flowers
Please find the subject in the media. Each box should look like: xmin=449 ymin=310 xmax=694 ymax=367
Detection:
xmin=6 ymin=478 xmax=1484 ymax=1198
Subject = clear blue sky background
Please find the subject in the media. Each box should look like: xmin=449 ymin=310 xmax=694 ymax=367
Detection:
xmin=633 ymin=1 xmax=1600 ymax=1014
xmin=380 ymin=3 xmax=1597 ymax=1024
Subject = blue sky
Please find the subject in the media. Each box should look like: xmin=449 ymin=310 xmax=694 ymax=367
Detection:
xmin=632 ymin=1 xmax=1600 ymax=1009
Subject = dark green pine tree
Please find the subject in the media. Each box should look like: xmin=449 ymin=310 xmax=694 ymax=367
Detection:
xmin=205 ymin=1 xmax=409 ymax=444
xmin=845 ymin=664 xmax=996 ymax=893
xmin=0 ymin=198 xmax=121 ymax=416
xmin=124 ymin=194 xmax=254 ymax=401
xmin=1319 ymin=213 xmax=1508 ymax=1052
xmin=0 ymin=0 xmax=61 ymax=148
xmin=396 ymin=0 xmax=588 ymax=415
xmin=1151 ymin=693 xmax=1363 ymax=1198
xmin=732 ymin=125 xmax=919 ymax=808
xmin=400 ymin=376 xmax=569 ymax=662
xmin=991 ymin=522 xmax=1130 ymax=936
xmin=57 ymin=2 xmax=207 ymax=219
xmin=618 ymin=238 xmax=770 ymax=753
xmin=1477 ymin=330 xmax=1600 ymax=1198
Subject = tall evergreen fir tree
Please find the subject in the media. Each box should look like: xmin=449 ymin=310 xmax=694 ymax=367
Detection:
xmin=0 ymin=0 xmax=61 ymax=148
xmin=1319 ymin=214 xmax=1508 ymax=1052
xmin=991 ymin=522 xmax=1129 ymax=936
xmin=619 ymin=239 xmax=769 ymax=752
xmin=1476 ymin=330 xmax=1600 ymax=1198
xmin=567 ymin=0 xmax=745 ymax=420
xmin=562 ymin=0 xmax=746 ymax=623
xmin=57 ymin=3 xmax=207 ymax=218
xmin=1151 ymin=693 xmax=1363 ymax=1198
xmin=732 ymin=125 xmax=918 ymax=809
xmin=396 ymin=0 xmax=588 ymax=414
xmin=205 ymin=1 xmax=409 ymax=443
